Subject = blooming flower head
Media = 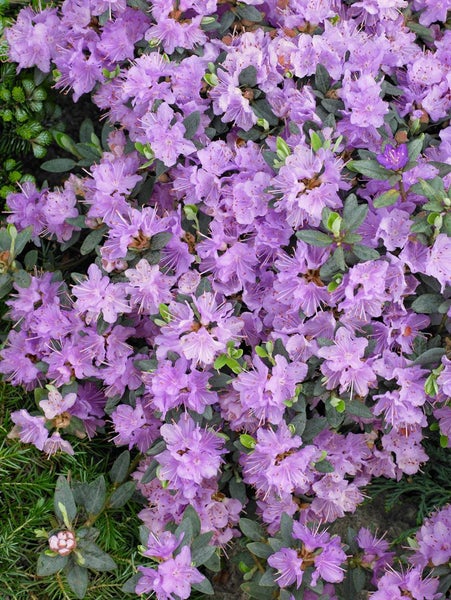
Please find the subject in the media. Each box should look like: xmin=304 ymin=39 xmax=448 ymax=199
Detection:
xmin=155 ymin=413 xmax=226 ymax=499
xmin=376 ymin=144 xmax=409 ymax=170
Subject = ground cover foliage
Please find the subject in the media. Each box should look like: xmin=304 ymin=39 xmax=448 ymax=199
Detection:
xmin=0 ymin=0 xmax=451 ymax=598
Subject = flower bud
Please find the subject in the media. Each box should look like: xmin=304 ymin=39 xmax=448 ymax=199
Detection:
xmin=48 ymin=530 xmax=77 ymax=556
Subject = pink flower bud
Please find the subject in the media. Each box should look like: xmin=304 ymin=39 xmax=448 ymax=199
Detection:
xmin=48 ymin=530 xmax=77 ymax=556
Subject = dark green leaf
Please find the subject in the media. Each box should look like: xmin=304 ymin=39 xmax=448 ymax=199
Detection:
xmin=24 ymin=249 xmax=38 ymax=269
xmin=259 ymin=568 xmax=277 ymax=587
xmin=279 ymin=513 xmax=293 ymax=545
xmin=296 ymin=230 xmax=331 ymax=247
xmin=315 ymin=459 xmax=335 ymax=473
xmin=192 ymin=577 xmax=215 ymax=595
xmin=407 ymin=21 xmax=434 ymax=43
xmin=15 ymin=227 xmax=33 ymax=254
xmin=108 ymin=481 xmax=136 ymax=509
xmin=333 ymin=246 xmax=346 ymax=271
xmin=109 ymin=450 xmax=131 ymax=484
xmin=289 ymin=410 xmax=306 ymax=437
xmin=352 ymin=567 xmax=366 ymax=593
xmin=0 ymin=274 xmax=12 ymax=299
xmin=251 ymin=98 xmax=279 ymax=127
xmin=235 ymin=4 xmax=262 ymax=21
xmin=41 ymin=158 xmax=77 ymax=173
xmin=66 ymin=562 xmax=89 ymax=599
xmin=76 ymin=541 xmax=117 ymax=572
xmin=407 ymin=134 xmax=424 ymax=161
xmin=191 ymin=534 xmax=216 ymax=566
xmin=321 ymin=98 xmax=344 ymax=114
xmin=241 ymin=582 xmax=276 ymax=600
xmin=315 ymin=64 xmax=331 ymax=94
xmin=80 ymin=227 xmax=106 ymax=255
xmin=239 ymin=518 xmax=265 ymax=541
xmin=346 ymin=401 xmax=373 ymax=420
xmin=37 ymin=552 xmax=68 ymax=576
xmin=411 ymin=294 xmax=444 ymax=314
xmin=75 ymin=142 xmax=101 ymax=162
xmin=347 ymin=159 xmax=393 ymax=180
xmin=54 ymin=475 xmax=77 ymax=526
xmin=122 ymin=573 xmax=142 ymax=593
xmin=239 ymin=65 xmax=258 ymax=88
xmin=183 ymin=111 xmax=200 ymax=140
xmin=373 ymin=189 xmax=400 ymax=208
xmin=13 ymin=269 xmax=31 ymax=288
xmin=229 ymin=478 xmax=247 ymax=504
xmin=134 ymin=358 xmax=158 ymax=372
xmin=352 ymin=244 xmax=380 ymax=261
xmin=150 ymin=231 xmax=172 ymax=251
xmin=246 ymin=542 xmax=272 ymax=559
xmin=79 ymin=119 xmax=95 ymax=144
xmin=181 ymin=505 xmax=201 ymax=538
xmin=203 ymin=551 xmax=221 ymax=572
xmin=343 ymin=195 xmax=368 ymax=231
xmin=413 ymin=348 xmax=445 ymax=366
xmin=83 ymin=476 xmax=106 ymax=516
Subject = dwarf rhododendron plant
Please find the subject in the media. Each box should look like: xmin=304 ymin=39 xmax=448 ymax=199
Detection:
xmin=1 ymin=0 xmax=451 ymax=598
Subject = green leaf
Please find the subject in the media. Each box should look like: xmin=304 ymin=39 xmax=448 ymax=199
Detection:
xmin=259 ymin=568 xmax=277 ymax=587
xmin=315 ymin=64 xmax=331 ymax=95
xmin=80 ymin=226 xmax=107 ymax=255
xmin=191 ymin=533 xmax=216 ymax=566
xmin=235 ymin=3 xmax=262 ymax=21
xmin=239 ymin=518 xmax=265 ymax=541
xmin=15 ymin=227 xmax=33 ymax=254
xmin=279 ymin=512 xmax=293 ymax=545
xmin=310 ymin=130 xmax=323 ymax=152
xmin=122 ymin=573 xmax=142 ymax=593
xmin=241 ymin=581 xmax=275 ymax=599
xmin=347 ymin=159 xmax=393 ymax=180
xmin=407 ymin=134 xmax=424 ymax=162
xmin=108 ymin=481 xmax=136 ymax=509
xmin=315 ymin=459 xmax=335 ymax=473
xmin=192 ymin=577 xmax=215 ymax=595
xmin=413 ymin=348 xmax=445 ymax=366
xmin=246 ymin=542 xmax=272 ymax=559
xmin=37 ymin=552 xmax=68 ymax=576
xmin=204 ymin=550 xmax=221 ymax=572
xmin=239 ymin=65 xmax=258 ymax=88
xmin=13 ymin=269 xmax=31 ymax=288
xmin=239 ymin=434 xmax=256 ymax=449
xmin=346 ymin=401 xmax=373 ymax=420
xmin=296 ymin=230 xmax=331 ymax=247
xmin=352 ymin=244 xmax=380 ymax=261
xmin=76 ymin=541 xmax=117 ymax=572
xmin=150 ymin=231 xmax=172 ymax=251
xmin=79 ymin=119 xmax=95 ymax=144
xmin=373 ymin=189 xmax=401 ymax=208
xmin=183 ymin=111 xmax=200 ymax=140
xmin=83 ymin=476 xmax=106 ymax=516
xmin=412 ymin=294 xmax=444 ymax=314
xmin=66 ymin=562 xmax=89 ymax=599
xmin=54 ymin=475 xmax=77 ymax=526
xmin=181 ymin=505 xmax=201 ymax=538
xmin=109 ymin=450 xmax=131 ymax=484
xmin=407 ymin=21 xmax=434 ymax=43
xmin=251 ymin=98 xmax=279 ymax=127
xmin=41 ymin=158 xmax=77 ymax=173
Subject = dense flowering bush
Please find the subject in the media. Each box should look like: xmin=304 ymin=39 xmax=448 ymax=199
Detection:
xmin=1 ymin=0 xmax=451 ymax=598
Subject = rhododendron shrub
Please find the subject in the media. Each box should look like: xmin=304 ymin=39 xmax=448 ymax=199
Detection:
xmin=2 ymin=0 xmax=451 ymax=598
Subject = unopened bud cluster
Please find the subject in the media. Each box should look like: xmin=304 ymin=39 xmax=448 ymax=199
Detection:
xmin=48 ymin=530 xmax=76 ymax=556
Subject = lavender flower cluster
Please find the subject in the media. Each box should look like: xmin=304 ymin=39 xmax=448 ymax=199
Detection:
xmin=2 ymin=0 xmax=451 ymax=598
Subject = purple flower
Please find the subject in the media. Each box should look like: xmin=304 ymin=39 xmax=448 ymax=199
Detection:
xmin=39 ymin=386 xmax=77 ymax=420
xmin=318 ymin=327 xmax=377 ymax=397
xmin=136 ymin=546 xmax=204 ymax=599
xmin=376 ymin=144 xmax=409 ymax=170
xmin=268 ymin=547 xmax=304 ymax=589
xmin=411 ymin=504 xmax=451 ymax=568
xmin=9 ymin=409 xmax=49 ymax=451
xmin=155 ymin=414 xmax=226 ymax=500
